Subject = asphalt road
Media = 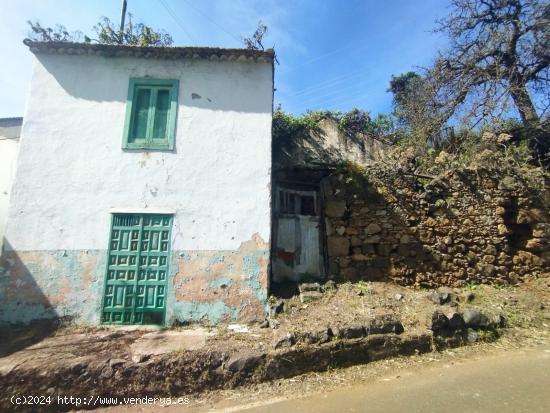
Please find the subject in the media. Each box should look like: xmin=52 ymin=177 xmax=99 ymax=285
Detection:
xmin=231 ymin=346 xmax=550 ymax=413
xmin=97 ymin=345 xmax=550 ymax=413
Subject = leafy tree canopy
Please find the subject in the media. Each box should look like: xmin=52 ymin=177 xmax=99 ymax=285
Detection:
xmin=28 ymin=13 xmax=173 ymax=47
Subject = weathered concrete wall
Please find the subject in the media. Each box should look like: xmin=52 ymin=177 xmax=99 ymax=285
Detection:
xmin=274 ymin=117 xmax=386 ymax=169
xmin=0 ymin=139 xmax=19 ymax=252
xmin=0 ymin=250 xmax=105 ymax=324
xmin=0 ymin=238 xmax=268 ymax=325
xmin=168 ymin=234 xmax=269 ymax=324
xmin=324 ymin=167 xmax=549 ymax=286
xmin=0 ymin=118 xmax=21 ymax=251
xmin=1 ymin=53 xmax=272 ymax=325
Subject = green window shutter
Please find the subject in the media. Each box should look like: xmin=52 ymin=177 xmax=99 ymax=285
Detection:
xmin=152 ymin=89 xmax=170 ymax=141
xmin=122 ymin=79 xmax=179 ymax=150
xmin=130 ymin=87 xmax=152 ymax=143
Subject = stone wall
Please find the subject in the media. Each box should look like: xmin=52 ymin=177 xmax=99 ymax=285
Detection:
xmin=274 ymin=117 xmax=387 ymax=169
xmin=323 ymin=167 xmax=549 ymax=287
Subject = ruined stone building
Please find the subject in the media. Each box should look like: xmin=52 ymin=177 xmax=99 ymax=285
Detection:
xmin=271 ymin=116 xmax=387 ymax=282
xmin=271 ymin=116 xmax=548 ymax=287
xmin=0 ymin=41 xmax=274 ymax=325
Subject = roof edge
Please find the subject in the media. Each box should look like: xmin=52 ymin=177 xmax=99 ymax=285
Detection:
xmin=23 ymin=39 xmax=275 ymax=63
xmin=0 ymin=117 xmax=23 ymax=127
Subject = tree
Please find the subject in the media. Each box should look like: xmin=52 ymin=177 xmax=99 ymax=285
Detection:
xmin=432 ymin=0 xmax=549 ymax=161
xmin=27 ymin=13 xmax=172 ymax=47
xmin=243 ymin=21 xmax=268 ymax=50
xmin=388 ymin=72 xmax=441 ymax=142
xmin=93 ymin=14 xmax=173 ymax=47
xmin=27 ymin=21 xmax=89 ymax=43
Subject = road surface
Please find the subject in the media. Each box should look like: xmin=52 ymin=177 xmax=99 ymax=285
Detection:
xmin=230 ymin=346 xmax=550 ymax=413
xmin=97 ymin=345 xmax=550 ymax=413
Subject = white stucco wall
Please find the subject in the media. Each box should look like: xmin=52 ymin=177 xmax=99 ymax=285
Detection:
xmin=4 ymin=53 xmax=273 ymax=253
xmin=0 ymin=138 xmax=19 ymax=251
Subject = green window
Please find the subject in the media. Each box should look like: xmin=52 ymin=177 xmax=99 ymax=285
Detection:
xmin=122 ymin=79 xmax=179 ymax=150
xmin=102 ymin=213 xmax=173 ymax=325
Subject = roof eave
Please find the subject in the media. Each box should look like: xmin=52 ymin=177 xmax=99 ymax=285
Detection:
xmin=23 ymin=39 xmax=275 ymax=63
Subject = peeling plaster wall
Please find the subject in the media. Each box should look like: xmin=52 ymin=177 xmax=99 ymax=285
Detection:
xmin=1 ymin=54 xmax=272 ymax=325
xmin=0 ymin=250 xmax=105 ymax=324
xmin=167 ymin=235 xmax=269 ymax=325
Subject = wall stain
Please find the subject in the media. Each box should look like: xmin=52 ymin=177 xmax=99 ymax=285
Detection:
xmin=0 ymin=234 xmax=269 ymax=326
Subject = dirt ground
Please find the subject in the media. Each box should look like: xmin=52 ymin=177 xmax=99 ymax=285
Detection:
xmin=1 ymin=277 xmax=549 ymax=412
xmin=209 ymin=276 xmax=550 ymax=351
xmin=95 ymin=338 xmax=550 ymax=413
xmin=3 ymin=277 xmax=550 ymax=356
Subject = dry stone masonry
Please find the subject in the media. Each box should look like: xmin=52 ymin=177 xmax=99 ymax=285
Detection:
xmin=323 ymin=167 xmax=549 ymax=287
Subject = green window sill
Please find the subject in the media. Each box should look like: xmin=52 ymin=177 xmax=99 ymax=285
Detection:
xmin=123 ymin=142 xmax=174 ymax=151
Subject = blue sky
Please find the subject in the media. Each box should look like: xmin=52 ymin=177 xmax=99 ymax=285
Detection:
xmin=0 ymin=0 xmax=450 ymax=118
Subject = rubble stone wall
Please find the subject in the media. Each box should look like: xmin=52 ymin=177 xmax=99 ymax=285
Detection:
xmin=323 ymin=168 xmax=549 ymax=286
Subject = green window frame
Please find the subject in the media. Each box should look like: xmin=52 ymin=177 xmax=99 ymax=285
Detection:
xmin=122 ymin=78 xmax=179 ymax=150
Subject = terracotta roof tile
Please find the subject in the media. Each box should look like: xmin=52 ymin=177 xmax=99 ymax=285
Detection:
xmin=23 ymin=39 xmax=274 ymax=63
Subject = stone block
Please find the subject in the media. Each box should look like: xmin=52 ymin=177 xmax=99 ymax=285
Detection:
xmin=366 ymin=314 xmax=404 ymax=335
xmin=364 ymin=268 xmax=385 ymax=280
xmin=376 ymin=243 xmax=392 ymax=256
xmin=365 ymin=223 xmax=382 ymax=235
xmin=525 ymin=239 xmax=544 ymax=252
xmin=300 ymin=291 xmax=323 ymax=303
xmin=327 ymin=236 xmax=350 ymax=257
xmin=350 ymin=236 xmax=362 ymax=247
xmin=346 ymin=227 xmax=360 ymax=235
xmin=325 ymin=200 xmax=347 ymax=218
xmin=364 ymin=235 xmax=381 ymax=243
xmin=340 ymin=267 xmax=360 ymax=280
xmin=298 ymin=282 xmax=322 ymax=293
xmin=431 ymin=310 xmax=449 ymax=331
xmin=372 ymin=257 xmax=390 ymax=268
xmin=462 ymin=309 xmax=490 ymax=328
xmin=333 ymin=324 xmax=366 ymax=339
xmin=517 ymin=208 xmax=546 ymax=224
xmin=225 ymin=351 xmax=265 ymax=372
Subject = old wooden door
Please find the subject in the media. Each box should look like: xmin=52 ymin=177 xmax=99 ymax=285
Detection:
xmin=273 ymin=188 xmax=322 ymax=282
xmin=101 ymin=213 xmax=172 ymax=325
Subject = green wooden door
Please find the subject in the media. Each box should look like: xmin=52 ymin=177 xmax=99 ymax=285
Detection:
xmin=102 ymin=213 xmax=172 ymax=325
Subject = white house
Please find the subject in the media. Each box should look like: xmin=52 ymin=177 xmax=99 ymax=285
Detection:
xmin=0 ymin=117 xmax=22 ymax=252
xmin=0 ymin=41 xmax=274 ymax=326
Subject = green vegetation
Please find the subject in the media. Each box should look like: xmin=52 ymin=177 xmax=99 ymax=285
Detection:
xmin=464 ymin=282 xmax=480 ymax=291
xmin=27 ymin=13 xmax=173 ymax=47
xmin=272 ymin=106 xmax=329 ymax=143
xmin=272 ymin=106 xmax=397 ymax=145
xmin=355 ymin=281 xmax=371 ymax=296
xmin=93 ymin=15 xmax=173 ymax=46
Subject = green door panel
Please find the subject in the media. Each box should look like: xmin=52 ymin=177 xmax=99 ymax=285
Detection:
xmin=102 ymin=213 xmax=172 ymax=325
